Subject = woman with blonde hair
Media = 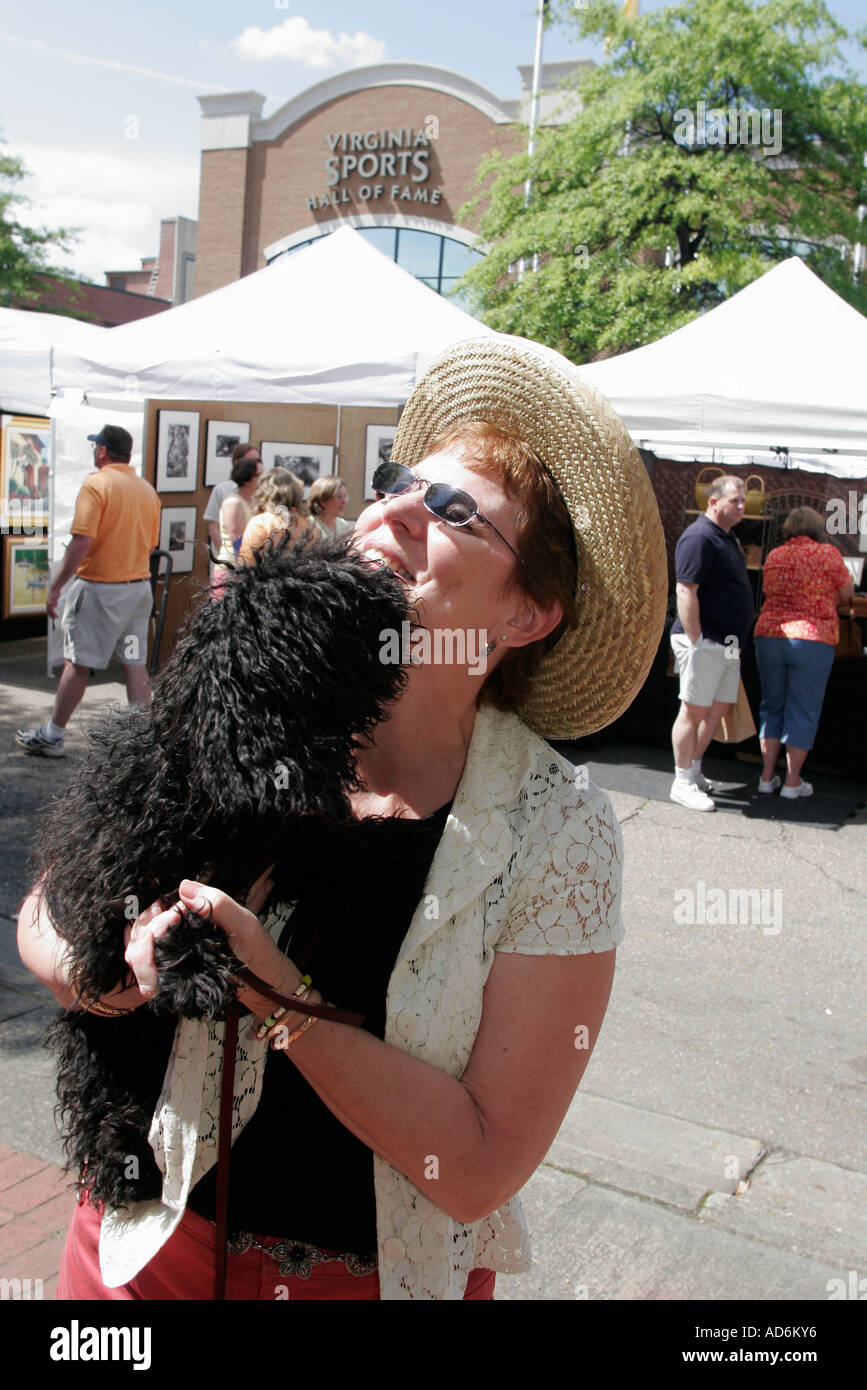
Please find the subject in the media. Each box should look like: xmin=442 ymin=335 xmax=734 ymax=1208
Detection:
xmin=211 ymin=446 xmax=263 ymax=598
xmin=309 ymin=477 xmax=350 ymax=538
xmin=239 ymin=468 xmax=313 ymax=565
xmin=754 ymin=506 xmax=854 ymax=798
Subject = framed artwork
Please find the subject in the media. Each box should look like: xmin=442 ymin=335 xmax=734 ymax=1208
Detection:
xmin=261 ymin=442 xmax=334 ymax=488
xmin=364 ymin=425 xmax=395 ymax=500
xmin=205 ymin=420 xmax=250 ymax=487
xmin=1 ymin=415 xmax=51 ymax=527
xmin=158 ymin=507 xmax=198 ymax=575
xmin=2 ymin=536 xmax=50 ymax=618
xmin=156 ymin=410 xmax=200 ymax=492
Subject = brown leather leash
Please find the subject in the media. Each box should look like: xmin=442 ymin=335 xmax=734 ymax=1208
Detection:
xmin=213 ymin=966 xmax=364 ymax=1300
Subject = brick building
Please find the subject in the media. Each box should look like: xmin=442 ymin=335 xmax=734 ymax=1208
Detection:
xmin=106 ymin=216 xmax=197 ymax=305
xmin=194 ymin=61 xmax=588 ymax=300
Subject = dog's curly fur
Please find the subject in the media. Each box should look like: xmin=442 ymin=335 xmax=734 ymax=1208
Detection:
xmin=33 ymin=535 xmax=412 ymax=1209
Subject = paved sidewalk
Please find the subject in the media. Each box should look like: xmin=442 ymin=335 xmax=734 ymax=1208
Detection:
xmin=1 ymin=638 xmax=865 ymax=1302
xmin=0 ymin=1146 xmax=75 ymax=1299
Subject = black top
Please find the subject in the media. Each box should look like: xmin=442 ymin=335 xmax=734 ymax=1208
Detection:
xmin=187 ymin=804 xmax=451 ymax=1255
xmin=670 ymin=514 xmax=754 ymax=646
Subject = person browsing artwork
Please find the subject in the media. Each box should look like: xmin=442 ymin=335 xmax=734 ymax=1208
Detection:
xmin=753 ymin=507 xmax=854 ymax=798
xmin=211 ymin=445 xmax=263 ymax=598
xmin=308 ymin=477 xmax=350 ymax=538
xmin=238 ymin=468 xmax=314 ymax=566
xmin=15 ymin=425 xmax=160 ymax=758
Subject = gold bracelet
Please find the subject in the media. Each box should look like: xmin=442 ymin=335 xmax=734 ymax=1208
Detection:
xmin=270 ymin=1012 xmax=318 ymax=1051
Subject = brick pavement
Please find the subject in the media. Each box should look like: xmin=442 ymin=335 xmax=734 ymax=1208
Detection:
xmin=0 ymin=1144 xmax=76 ymax=1300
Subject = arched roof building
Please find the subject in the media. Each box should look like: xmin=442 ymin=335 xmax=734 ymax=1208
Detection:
xmin=194 ymin=60 xmax=588 ymax=300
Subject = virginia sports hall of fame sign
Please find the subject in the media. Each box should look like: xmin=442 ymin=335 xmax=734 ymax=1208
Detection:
xmin=304 ymin=119 xmax=442 ymax=211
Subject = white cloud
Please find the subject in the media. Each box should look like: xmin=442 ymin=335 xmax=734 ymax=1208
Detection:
xmin=233 ymin=16 xmax=386 ymax=68
xmin=12 ymin=142 xmax=199 ymax=285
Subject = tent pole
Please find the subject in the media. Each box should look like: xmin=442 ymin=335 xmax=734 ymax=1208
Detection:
xmin=335 ymin=404 xmax=341 ymax=478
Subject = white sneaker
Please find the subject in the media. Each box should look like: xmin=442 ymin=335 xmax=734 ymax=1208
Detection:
xmin=14 ymin=724 xmax=66 ymax=757
xmin=758 ymin=775 xmax=781 ymax=793
xmin=670 ymin=779 xmax=716 ymax=812
xmin=693 ymin=770 xmax=714 ymax=794
xmin=780 ymin=780 xmax=813 ymax=800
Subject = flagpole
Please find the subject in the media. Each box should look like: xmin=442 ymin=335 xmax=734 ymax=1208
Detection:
xmin=519 ymin=0 xmax=548 ymax=281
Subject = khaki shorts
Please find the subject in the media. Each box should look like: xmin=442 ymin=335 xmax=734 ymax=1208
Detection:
xmin=62 ymin=576 xmax=152 ymax=669
xmin=670 ymin=634 xmax=740 ymax=707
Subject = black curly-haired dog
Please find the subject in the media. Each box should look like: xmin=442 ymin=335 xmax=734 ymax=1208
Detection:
xmin=33 ymin=534 xmax=412 ymax=1211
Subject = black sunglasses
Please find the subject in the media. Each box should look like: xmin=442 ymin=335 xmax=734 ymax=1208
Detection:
xmin=372 ymin=461 xmax=523 ymax=565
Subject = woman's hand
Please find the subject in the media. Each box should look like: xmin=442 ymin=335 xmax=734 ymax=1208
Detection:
xmin=123 ymin=898 xmax=184 ymax=1001
xmin=177 ymin=879 xmax=303 ymax=1019
xmin=124 ymin=871 xmax=302 ymax=1020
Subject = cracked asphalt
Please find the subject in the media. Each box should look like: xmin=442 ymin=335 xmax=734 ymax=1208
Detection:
xmin=1 ymin=636 xmax=865 ymax=1301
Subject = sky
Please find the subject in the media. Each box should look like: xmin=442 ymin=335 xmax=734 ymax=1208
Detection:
xmin=1 ymin=0 xmax=865 ymax=286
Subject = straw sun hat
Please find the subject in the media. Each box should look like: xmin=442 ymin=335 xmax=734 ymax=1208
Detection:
xmin=392 ymin=334 xmax=668 ymax=740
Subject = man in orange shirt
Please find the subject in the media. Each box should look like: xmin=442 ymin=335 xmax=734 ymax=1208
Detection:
xmin=15 ymin=425 xmax=160 ymax=757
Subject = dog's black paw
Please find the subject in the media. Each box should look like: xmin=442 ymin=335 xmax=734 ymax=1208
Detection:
xmin=152 ymin=910 xmax=239 ymax=1020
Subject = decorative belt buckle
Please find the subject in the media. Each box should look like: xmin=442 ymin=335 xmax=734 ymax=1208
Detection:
xmin=226 ymin=1230 xmax=377 ymax=1279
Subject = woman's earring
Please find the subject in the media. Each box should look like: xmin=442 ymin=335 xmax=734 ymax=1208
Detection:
xmin=485 ymin=638 xmax=497 ymax=656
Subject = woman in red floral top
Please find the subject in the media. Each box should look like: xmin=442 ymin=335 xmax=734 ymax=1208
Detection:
xmin=754 ymin=507 xmax=854 ymax=799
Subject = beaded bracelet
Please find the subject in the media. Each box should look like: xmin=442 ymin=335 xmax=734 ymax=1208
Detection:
xmin=254 ymin=975 xmax=313 ymax=1042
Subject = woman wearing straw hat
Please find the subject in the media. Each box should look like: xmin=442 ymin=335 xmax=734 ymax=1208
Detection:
xmin=29 ymin=336 xmax=666 ymax=1300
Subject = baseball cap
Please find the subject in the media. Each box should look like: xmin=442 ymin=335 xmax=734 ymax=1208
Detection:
xmin=87 ymin=425 xmax=133 ymax=460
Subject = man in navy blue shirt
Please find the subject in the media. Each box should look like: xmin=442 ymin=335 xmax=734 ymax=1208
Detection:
xmin=670 ymin=476 xmax=754 ymax=810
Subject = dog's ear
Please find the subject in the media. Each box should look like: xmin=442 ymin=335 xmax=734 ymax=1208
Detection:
xmin=149 ymin=535 xmax=413 ymax=818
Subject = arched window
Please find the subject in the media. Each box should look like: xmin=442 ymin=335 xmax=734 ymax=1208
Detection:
xmin=274 ymin=226 xmax=484 ymax=307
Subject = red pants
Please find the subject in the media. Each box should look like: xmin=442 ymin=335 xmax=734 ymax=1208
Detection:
xmin=58 ymin=1197 xmax=495 ymax=1301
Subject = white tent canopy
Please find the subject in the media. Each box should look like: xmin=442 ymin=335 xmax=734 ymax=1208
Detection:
xmin=579 ymin=258 xmax=867 ymax=477
xmin=0 ymin=306 xmax=103 ymax=416
xmin=46 ymin=227 xmax=493 ymax=669
xmin=52 ymin=226 xmax=493 ymax=406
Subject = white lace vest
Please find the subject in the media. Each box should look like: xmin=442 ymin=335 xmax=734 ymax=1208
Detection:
xmin=100 ymin=704 xmax=624 ymax=1299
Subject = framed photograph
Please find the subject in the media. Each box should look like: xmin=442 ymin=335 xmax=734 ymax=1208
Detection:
xmin=158 ymin=507 xmax=198 ymax=575
xmin=2 ymin=535 xmax=50 ymax=618
xmin=364 ymin=425 xmax=395 ymax=500
xmin=156 ymin=410 xmax=200 ymax=492
xmin=205 ymin=420 xmax=250 ymax=487
xmin=261 ymin=442 xmax=334 ymax=488
xmin=1 ymin=415 xmax=51 ymax=526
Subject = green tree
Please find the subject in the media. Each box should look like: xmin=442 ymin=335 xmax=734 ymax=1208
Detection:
xmin=0 ymin=136 xmax=78 ymax=307
xmin=459 ymin=0 xmax=867 ymax=361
